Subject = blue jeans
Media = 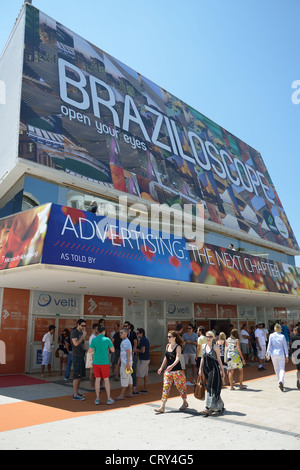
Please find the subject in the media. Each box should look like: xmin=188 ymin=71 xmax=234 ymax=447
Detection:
xmin=64 ymin=351 xmax=73 ymax=379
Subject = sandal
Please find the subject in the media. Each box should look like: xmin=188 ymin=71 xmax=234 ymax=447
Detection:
xmin=154 ymin=407 xmax=165 ymax=414
xmin=179 ymin=402 xmax=189 ymax=411
xmin=200 ymin=409 xmax=211 ymax=416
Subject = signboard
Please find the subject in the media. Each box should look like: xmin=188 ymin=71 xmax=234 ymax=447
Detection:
xmin=166 ymin=302 xmax=193 ymax=319
xmin=218 ymin=305 xmax=238 ymax=319
xmin=0 ymin=204 xmax=51 ymax=270
xmin=41 ymin=204 xmax=300 ymax=296
xmin=0 ymin=289 xmax=30 ymax=374
xmin=32 ymin=290 xmax=81 ymax=315
xmin=19 ymin=4 xmax=299 ymax=251
xmin=238 ymin=305 xmax=256 ymax=319
xmin=84 ymin=295 xmax=123 ymax=316
xmin=194 ymin=303 xmax=217 ymax=318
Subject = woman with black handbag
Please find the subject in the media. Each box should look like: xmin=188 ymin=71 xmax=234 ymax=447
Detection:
xmin=198 ymin=331 xmax=225 ymax=416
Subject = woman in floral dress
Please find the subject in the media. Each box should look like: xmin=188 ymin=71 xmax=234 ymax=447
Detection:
xmin=226 ymin=329 xmax=246 ymax=390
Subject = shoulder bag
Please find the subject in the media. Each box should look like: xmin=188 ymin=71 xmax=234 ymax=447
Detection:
xmin=194 ymin=374 xmax=206 ymax=400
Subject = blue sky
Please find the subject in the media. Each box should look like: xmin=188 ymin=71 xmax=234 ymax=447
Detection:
xmin=1 ymin=0 xmax=300 ymax=266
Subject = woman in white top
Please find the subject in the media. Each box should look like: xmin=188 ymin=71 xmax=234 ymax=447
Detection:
xmin=266 ymin=324 xmax=289 ymax=391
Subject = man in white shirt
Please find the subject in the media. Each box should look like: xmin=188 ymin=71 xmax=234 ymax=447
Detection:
xmin=240 ymin=324 xmax=250 ymax=361
xmin=41 ymin=325 xmax=55 ymax=377
xmin=255 ymin=323 xmax=266 ymax=371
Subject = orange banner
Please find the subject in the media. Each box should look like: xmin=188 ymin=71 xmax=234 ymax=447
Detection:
xmin=0 ymin=288 xmax=30 ymax=374
xmin=84 ymin=295 xmax=123 ymax=316
xmin=194 ymin=303 xmax=217 ymax=318
xmin=218 ymin=304 xmax=238 ymax=319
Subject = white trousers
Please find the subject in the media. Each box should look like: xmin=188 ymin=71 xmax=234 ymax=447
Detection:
xmin=271 ymin=355 xmax=286 ymax=385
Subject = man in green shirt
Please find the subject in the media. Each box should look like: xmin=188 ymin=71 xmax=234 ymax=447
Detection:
xmin=89 ymin=326 xmax=115 ymax=405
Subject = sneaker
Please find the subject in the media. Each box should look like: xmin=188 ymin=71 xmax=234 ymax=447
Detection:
xmin=95 ymin=399 xmax=100 ymax=405
xmin=107 ymin=398 xmax=115 ymax=405
xmin=73 ymin=395 xmax=85 ymax=401
xmin=132 ymin=391 xmax=139 ymax=395
xmin=139 ymin=390 xmax=148 ymax=394
xmin=186 ymin=381 xmax=194 ymax=386
xmin=77 ymin=393 xmax=86 ymax=398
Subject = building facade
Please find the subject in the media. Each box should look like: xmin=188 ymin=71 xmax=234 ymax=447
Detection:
xmin=0 ymin=3 xmax=299 ymax=374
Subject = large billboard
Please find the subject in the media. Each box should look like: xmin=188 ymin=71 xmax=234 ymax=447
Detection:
xmin=41 ymin=204 xmax=300 ymax=297
xmin=19 ymin=4 xmax=299 ymax=251
xmin=1 ymin=203 xmax=300 ymax=296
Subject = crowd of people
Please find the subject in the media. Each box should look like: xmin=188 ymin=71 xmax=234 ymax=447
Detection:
xmin=40 ymin=319 xmax=150 ymax=404
xmin=40 ymin=319 xmax=300 ymax=413
xmin=154 ymin=321 xmax=300 ymax=417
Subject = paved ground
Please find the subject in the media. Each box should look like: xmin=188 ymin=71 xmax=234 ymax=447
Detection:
xmin=0 ymin=362 xmax=299 ymax=451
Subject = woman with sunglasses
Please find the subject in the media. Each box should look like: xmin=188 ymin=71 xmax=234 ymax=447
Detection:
xmin=154 ymin=331 xmax=188 ymax=413
xmin=198 ymin=331 xmax=225 ymax=416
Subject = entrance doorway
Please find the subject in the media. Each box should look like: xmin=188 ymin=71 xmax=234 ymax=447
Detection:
xmin=27 ymin=316 xmax=78 ymax=374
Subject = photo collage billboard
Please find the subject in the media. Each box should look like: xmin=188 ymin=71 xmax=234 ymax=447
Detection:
xmin=19 ymin=4 xmax=299 ymax=251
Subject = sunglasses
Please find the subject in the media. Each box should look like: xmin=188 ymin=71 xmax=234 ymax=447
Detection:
xmin=167 ymin=335 xmax=173 ymax=338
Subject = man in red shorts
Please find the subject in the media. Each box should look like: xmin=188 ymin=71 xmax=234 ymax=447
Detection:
xmin=89 ymin=326 xmax=115 ymax=405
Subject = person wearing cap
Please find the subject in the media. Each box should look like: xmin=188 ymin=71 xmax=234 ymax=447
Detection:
xmin=41 ymin=325 xmax=56 ymax=377
xmin=255 ymin=323 xmax=267 ymax=371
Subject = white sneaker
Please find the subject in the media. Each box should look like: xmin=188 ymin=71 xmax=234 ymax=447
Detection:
xmin=107 ymin=398 xmax=115 ymax=405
